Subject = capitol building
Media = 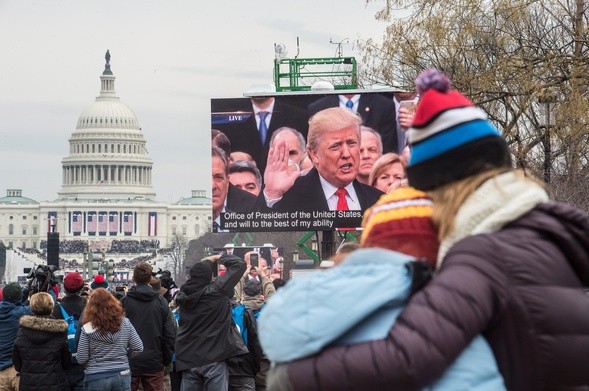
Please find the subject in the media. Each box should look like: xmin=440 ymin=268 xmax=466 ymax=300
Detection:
xmin=0 ymin=52 xmax=211 ymax=271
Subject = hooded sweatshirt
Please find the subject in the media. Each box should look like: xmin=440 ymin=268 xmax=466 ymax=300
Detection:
xmin=174 ymin=254 xmax=247 ymax=370
xmin=77 ymin=317 xmax=143 ymax=381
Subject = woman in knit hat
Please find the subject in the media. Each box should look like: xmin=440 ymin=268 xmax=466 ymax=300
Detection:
xmin=261 ymin=187 xmax=505 ymax=390
xmin=50 ymin=272 xmax=87 ymax=391
xmin=12 ymin=292 xmax=71 ymax=391
xmin=267 ymin=69 xmax=589 ymax=391
xmin=1 ymin=283 xmax=31 ymax=390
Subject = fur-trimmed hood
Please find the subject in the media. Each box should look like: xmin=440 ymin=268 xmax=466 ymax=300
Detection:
xmin=20 ymin=315 xmax=68 ymax=333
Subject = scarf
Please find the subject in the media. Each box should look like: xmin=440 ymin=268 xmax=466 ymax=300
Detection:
xmin=437 ymin=171 xmax=549 ymax=268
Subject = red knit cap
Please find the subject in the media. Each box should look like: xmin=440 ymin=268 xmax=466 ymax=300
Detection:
xmin=64 ymin=272 xmax=84 ymax=293
xmin=361 ymin=187 xmax=439 ymax=269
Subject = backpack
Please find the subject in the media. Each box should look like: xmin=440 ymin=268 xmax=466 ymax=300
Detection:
xmin=59 ymin=304 xmax=79 ymax=364
xmin=232 ymin=304 xmax=249 ymax=344
xmin=232 ymin=303 xmax=263 ymax=372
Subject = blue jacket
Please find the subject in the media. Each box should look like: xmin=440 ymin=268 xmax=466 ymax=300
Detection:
xmin=0 ymin=301 xmax=31 ymax=370
xmin=259 ymin=248 xmax=505 ymax=391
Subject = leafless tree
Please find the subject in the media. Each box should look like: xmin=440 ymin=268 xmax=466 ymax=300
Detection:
xmin=360 ymin=0 xmax=589 ymax=210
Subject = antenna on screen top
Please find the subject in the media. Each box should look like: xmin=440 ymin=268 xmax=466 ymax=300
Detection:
xmin=330 ymin=37 xmax=350 ymax=58
xmin=295 ymin=37 xmax=300 ymax=59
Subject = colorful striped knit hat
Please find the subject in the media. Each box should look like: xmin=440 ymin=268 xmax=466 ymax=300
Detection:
xmin=361 ymin=187 xmax=439 ymax=268
xmin=406 ymin=69 xmax=512 ymax=190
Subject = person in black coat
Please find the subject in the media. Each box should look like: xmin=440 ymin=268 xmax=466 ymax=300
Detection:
xmin=12 ymin=292 xmax=71 ymax=391
xmin=121 ymin=262 xmax=176 ymax=391
xmin=174 ymin=254 xmax=248 ymax=390
xmin=308 ymin=93 xmax=397 ymax=153
xmin=51 ymin=272 xmax=87 ymax=391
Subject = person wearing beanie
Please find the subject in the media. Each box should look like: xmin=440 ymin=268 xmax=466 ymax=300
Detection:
xmin=0 ymin=283 xmax=31 ymax=390
xmin=12 ymin=292 xmax=71 ymax=391
xmin=239 ymin=266 xmax=276 ymax=391
xmin=51 ymin=272 xmax=87 ymax=391
xmin=121 ymin=262 xmax=176 ymax=391
xmin=1 ymin=283 xmax=23 ymax=304
xmin=174 ymin=254 xmax=247 ymax=390
xmin=63 ymin=272 xmax=85 ymax=294
xmin=242 ymin=279 xmax=262 ymax=299
xmin=90 ymin=274 xmax=109 ymax=290
xmin=267 ymin=69 xmax=589 ymax=391
xmin=261 ymin=187 xmax=505 ymax=390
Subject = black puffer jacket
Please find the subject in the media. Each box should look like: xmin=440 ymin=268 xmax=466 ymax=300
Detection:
xmin=283 ymin=202 xmax=589 ymax=391
xmin=12 ymin=315 xmax=71 ymax=391
xmin=121 ymin=284 xmax=176 ymax=373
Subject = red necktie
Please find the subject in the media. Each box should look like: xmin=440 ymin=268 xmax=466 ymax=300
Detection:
xmin=335 ymin=188 xmax=349 ymax=211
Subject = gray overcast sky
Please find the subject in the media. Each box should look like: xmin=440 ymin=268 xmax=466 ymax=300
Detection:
xmin=0 ymin=0 xmax=388 ymax=203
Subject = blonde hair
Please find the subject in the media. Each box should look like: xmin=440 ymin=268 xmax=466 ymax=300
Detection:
xmin=307 ymin=107 xmax=362 ymax=151
xmin=29 ymin=292 xmax=54 ymax=316
xmin=428 ymin=168 xmax=538 ymax=240
xmin=369 ymin=153 xmax=405 ymax=187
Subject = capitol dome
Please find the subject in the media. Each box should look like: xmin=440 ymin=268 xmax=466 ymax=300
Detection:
xmin=58 ymin=51 xmax=155 ymax=201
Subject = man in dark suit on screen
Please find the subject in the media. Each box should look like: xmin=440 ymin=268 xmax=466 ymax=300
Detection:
xmin=308 ymin=93 xmax=398 ymax=153
xmin=213 ymin=97 xmax=309 ymax=175
xmin=260 ymin=107 xmax=383 ymax=214
xmin=212 ymin=147 xmax=256 ymax=232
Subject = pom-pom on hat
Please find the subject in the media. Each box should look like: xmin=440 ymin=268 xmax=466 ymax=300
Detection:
xmin=64 ymin=272 xmax=84 ymax=293
xmin=90 ymin=274 xmax=109 ymax=290
xmin=407 ymin=68 xmax=512 ymax=190
xmin=361 ymin=187 xmax=439 ymax=268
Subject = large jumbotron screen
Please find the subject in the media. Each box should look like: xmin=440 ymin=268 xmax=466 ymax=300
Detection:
xmin=210 ymin=90 xmax=405 ymax=233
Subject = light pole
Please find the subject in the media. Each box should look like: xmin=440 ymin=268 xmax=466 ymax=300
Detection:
xmin=538 ymin=88 xmax=557 ymax=184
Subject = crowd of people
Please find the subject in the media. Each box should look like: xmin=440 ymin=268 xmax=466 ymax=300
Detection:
xmin=36 ymin=239 xmax=160 ymax=255
xmin=1 ymin=240 xmax=285 ymax=391
xmin=2 ymin=68 xmax=589 ymax=391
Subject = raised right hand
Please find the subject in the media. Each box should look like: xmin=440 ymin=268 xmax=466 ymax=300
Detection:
xmin=264 ymin=140 xmax=301 ymax=200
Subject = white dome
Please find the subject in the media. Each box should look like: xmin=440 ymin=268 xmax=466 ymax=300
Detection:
xmin=77 ymin=99 xmax=140 ymax=130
